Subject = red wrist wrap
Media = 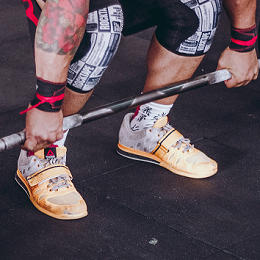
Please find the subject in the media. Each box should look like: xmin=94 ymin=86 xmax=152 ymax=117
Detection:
xmin=230 ymin=24 xmax=258 ymax=52
xmin=20 ymin=78 xmax=66 ymax=114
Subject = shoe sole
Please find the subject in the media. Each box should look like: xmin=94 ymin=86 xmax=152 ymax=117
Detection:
xmin=15 ymin=170 xmax=88 ymax=220
xmin=117 ymin=142 xmax=217 ymax=179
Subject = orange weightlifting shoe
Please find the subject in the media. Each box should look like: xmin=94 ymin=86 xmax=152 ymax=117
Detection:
xmin=15 ymin=146 xmax=87 ymax=220
xmin=117 ymin=113 xmax=217 ymax=179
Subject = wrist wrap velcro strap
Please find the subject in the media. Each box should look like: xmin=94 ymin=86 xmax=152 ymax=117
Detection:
xmin=20 ymin=78 xmax=66 ymax=114
xmin=229 ymin=24 xmax=258 ymax=52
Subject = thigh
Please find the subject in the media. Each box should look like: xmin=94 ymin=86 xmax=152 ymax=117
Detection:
xmin=120 ymin=0 xmax=222 ymax=56
xmin=119 ymin=0 xmax=159 ymax=36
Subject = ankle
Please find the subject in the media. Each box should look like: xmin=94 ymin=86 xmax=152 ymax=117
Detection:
xmin=130 ymin=102 xmax=173 ymax=131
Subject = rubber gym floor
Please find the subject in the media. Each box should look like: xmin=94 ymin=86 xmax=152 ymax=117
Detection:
xmin=1 ymin=1 xmax=260 ymax=259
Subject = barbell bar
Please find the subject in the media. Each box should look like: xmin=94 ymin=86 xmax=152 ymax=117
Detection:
xmin=0 ymin=68 xmax=237 ymax=152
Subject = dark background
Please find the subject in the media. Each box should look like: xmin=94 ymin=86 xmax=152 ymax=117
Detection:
xmin=1 ymin=1 xmax=260 ymax=259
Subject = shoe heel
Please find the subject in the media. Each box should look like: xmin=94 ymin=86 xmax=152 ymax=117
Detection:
xmin=117 ymin=146 xmax=160 ymax=165
xmin=15 ymin=171 xmax=30 ymax=197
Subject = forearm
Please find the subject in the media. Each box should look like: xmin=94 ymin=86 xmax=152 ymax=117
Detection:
xmin=23 ymin=0 xmax=89 ymax=152
xmin=222 ymin=0 xmax=256 ymax=28
xmin=35 ymin=0 xmax=89 ymax=82
xmin=217 ymin=0 xmax=258 ymax=88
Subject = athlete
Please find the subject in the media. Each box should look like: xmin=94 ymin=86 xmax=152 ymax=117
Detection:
xmin=18 ymin=0 xmax=258 ymax=220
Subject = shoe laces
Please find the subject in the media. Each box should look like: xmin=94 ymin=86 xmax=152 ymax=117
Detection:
xmin=40 ymin=157 xmax=66 ymax=168
xmin=156 ymin=123 xmax=172 ymax=137
xmin=157 ymin=124 xmax=194 ymax=153
xmin=39 ymin=156 xmax=71 ymax=191
xmin=47 ymin=174 xmax=72 ymax=191
xmin=173 ymin=137 xmax=194 ymax=153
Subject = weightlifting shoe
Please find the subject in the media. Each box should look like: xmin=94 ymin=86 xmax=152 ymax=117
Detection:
xmin=117 ymin=113 xmax=217 ymax=179
xmin=15 ymin=146 xmax=88 ymax=220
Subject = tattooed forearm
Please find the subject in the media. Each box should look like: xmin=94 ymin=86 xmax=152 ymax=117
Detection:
xmin=35 ymin=0 xmax=89 ymax=55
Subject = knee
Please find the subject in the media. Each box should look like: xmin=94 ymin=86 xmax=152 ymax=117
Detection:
xmin=156 ymin=0 xmax=222 ymax=56
xmin=155 ymin=1 xmax=199 ymax=53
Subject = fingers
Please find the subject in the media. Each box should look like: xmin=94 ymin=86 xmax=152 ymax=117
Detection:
xmin=21 ymin=138 xmax=38 ymax=152
xmin=224 ymin=68 xmax=259 ymax=88
xmin=253 ymin=68 xmax=259 ymax=80
xmin=224 ymin=77 xmax=251 ymax=88
xmin=22 ymin=129 xmax=63 ymax=152
xmin=253 ymin=74 xmax=258 ymax=80
xmin=217 ymin=47 xmax=258 ymax=88
xmin=22 ymin=108 xmax=64 ymax=152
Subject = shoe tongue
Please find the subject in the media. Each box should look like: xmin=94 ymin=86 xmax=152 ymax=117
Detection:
xmin=153 ymin=116 xmax=168 ymax=128
xmin=34 ymin=146 xmax=67 ymax=159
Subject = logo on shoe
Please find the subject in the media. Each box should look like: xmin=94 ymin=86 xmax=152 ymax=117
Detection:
xmin=44 ymin=148 xmax=56 ymax=159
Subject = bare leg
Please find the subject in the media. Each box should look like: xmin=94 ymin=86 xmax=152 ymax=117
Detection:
xmin=143 ymin=34 xmax=204 ymax=105
xmin=130 ymin=34 xmax=204 ymax=131
xmin=62 ymin=88 xmax=93 ymax=117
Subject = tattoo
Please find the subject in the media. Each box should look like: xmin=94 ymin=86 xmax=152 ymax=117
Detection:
xmin=35 ymin=0 xmax=89 ymax=55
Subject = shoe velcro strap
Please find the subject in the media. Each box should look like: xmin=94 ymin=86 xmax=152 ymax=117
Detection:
xmin=152 ymin=129 xmax=183 ymax=159
xmin=27 ymin=165 xmax=72 ymax=186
